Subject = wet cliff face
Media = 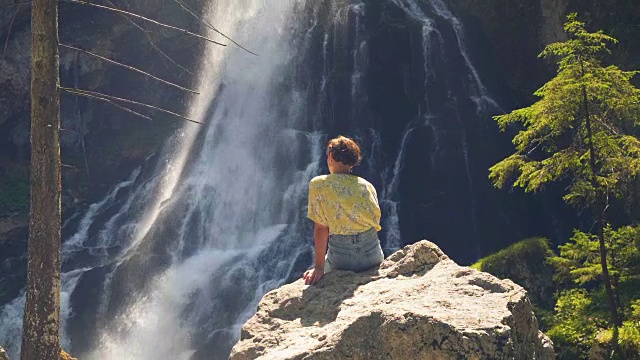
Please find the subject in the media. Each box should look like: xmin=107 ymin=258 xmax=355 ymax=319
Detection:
xmin=446 ymin=0 xmax=640 ymax=105
xmin=0 ymin=0 xmax=207 ymax=210
xmin=0 ymin=0 xmax=208 ymax=306
xmin=289 ymin=0 xmax=577 ymax=264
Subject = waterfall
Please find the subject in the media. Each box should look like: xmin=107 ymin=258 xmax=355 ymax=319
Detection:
xmin=2 ymin=1 xmax=309 ymax=359
xmin=349 ymin=2 xmax=367 ymax=121
xmin=78 ymin=2 xmax=306 ymax=359
xmin=0 ymin=0 xmax=512 ymax=358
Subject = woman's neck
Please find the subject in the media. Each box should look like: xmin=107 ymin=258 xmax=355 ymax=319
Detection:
xmin=328 ymin=159 xmax=353 ymax=174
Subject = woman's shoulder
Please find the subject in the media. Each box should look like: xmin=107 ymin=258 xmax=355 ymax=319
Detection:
xmin=355 ymin=177 xmax=378 ymax=196
xmin=310 ymin=175 xmax=329 ymax=187
xmin=310 ymin=174 xmax=358 ymax=188
xmin=311 ymin=174 xmax=374 ymax=187
xmin=355 ymin=176 xmax=374 ymax=187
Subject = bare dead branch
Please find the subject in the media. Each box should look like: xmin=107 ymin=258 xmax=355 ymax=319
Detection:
xmin=60 ymin=44 xmax=199 ymax=94
xmin=73 ymin=52 xmax=92 ymax=183
xmin=104 ymin=99 xmax=153 ymax=120
xmin=105 ymin=0 xmax=194 ymax=76
xmin=99 ymin=98 xmax=154 ymax=121
xmin=62 ymin=87 xmax=154 ymax=121
xmin=60 ymin=86 xmax=202 ymax=124
xmin=60 ymin=128 xmax=80 ymax=135
xmin=172 ymin=0 xmax=258 ymax=56
xmin=1 ymin=1 xmax=31 ymax=8
xmin=2 ymin=4 xmax=21 ymax=59
xmin=62 ymin=0 xmax=227 ymax=47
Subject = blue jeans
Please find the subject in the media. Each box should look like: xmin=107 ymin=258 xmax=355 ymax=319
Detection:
xmin=324 ymin=228 xmax=384 ymax=273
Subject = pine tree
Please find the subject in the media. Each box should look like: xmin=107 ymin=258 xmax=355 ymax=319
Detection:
xmin=489 ymin=13 xmax=640 ymax=338
xmin=21 ymin=0 xmax=62 ymax=359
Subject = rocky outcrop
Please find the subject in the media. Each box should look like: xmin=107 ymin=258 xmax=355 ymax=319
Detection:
xmin=0 ymin=346 xmax=78 ymax=360
xmin=230 ymin=241 xmax=554 ymax=360
xmin=60 ymin=350 xmax=78 ymax=360
xmin=472 ymin=237 xmax=556 ymax=308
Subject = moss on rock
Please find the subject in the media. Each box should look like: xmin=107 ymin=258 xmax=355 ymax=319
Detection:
xmin=473 ymin=237 xmax=556 ymax=308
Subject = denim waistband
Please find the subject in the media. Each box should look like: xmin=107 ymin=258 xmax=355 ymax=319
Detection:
xmin=329 ymin=227 xmax=378 ymax=244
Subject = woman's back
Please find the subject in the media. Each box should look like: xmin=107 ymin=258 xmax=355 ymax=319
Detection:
xmin=303 ymin=135 xmax=384 ymax=285
xmin=307 ymin=174 xmax=381 ymax=235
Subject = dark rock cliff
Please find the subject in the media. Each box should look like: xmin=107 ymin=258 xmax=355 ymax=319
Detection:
xmin=0 ymin=0 xmax=209 ymax=305
xmin=1 ymin=0 xmax=207 ymax=206
xmin=447 ymin=0 xmax=640 ymax=106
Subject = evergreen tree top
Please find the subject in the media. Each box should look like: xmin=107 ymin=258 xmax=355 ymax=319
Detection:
xmin=489 ymin=13 xmax=640 ymax=208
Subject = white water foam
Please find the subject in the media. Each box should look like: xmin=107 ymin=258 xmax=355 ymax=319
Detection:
xmin=1 ymin=1 xmax=302 ymax=359
xmin=83 ymin=2 xmax=303 ymax=358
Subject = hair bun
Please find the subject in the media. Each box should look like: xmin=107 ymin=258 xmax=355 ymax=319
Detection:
xmin=326 ymin=135 xmax=362 ymax=167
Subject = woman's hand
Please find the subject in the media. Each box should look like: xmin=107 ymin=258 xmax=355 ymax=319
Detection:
xmin=303 ymin=266 xmax=324 ymax=285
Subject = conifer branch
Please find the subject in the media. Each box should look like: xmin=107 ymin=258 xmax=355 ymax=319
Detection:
xmin=59 ymin=44 xmax=199 ymax=94
xmin=60 ymin=86 xmax=202 ymax=124
xmin=172 ymin=0 xmax=258 ymax=56
xmin=594 ymin=117 xmax=620 ymax=135
xmin=62 ymin=0 xmax=227 ymax=47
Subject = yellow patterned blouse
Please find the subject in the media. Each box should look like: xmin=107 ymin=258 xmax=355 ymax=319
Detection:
xmin=307 ymin=174 xmax=382 ymax=235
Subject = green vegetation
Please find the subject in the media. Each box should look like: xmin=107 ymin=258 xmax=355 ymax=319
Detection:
xmin=488 ymin=13 xmax=640 ymax=359
xmin=472 ymin=238 xmax=556 ymax=307
xmin=547 ymin=226 xmax=640 ymax=359
xmin=472 ymin=238 xmax=558 ymax=331
xmin=547 ymin=288 xmax=597 ymax=358
xmin=472 ymin=237 xmax=552 ymax=272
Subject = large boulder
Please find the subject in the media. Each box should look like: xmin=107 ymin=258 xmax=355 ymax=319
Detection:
xmin=0 ymin=346 xmax=77 ymax=360
xmin=230 ymin=240 xmax=554 ymax=360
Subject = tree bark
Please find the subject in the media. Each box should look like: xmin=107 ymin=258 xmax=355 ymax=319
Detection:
xmin=20 ymin=0 xmax=62 ymax=359
xmin=582 ymin=83 xmax=621 ymax=329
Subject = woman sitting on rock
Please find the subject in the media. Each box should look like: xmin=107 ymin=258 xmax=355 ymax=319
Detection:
xmin=303 ymin=135 xmax=384 ymax=285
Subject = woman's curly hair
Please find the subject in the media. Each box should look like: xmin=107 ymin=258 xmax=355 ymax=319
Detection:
xmin=326 ymin=135 xmax=362 ymax=167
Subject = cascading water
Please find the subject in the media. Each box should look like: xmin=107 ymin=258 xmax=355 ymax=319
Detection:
xmin=0 ymin=0 xmax=556 ymax=359
xmin=2 ymin=1 xmax=310 ymax=359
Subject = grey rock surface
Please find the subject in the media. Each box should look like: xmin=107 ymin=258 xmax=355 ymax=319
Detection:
xmin=230 ymin=240 xmax=554 ymax=360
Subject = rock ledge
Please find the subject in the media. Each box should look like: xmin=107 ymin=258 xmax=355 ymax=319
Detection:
xmin=230 ymin=240 xmax=554 ymax=360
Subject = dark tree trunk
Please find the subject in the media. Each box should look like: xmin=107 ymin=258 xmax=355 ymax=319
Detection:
xmin=20 ymin=0 xmax=62 ymax=359
xmin=582 ymin=84 xmax=621 ymax=330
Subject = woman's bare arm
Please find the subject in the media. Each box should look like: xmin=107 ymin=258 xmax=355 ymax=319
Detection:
xmin=304 ymin=221 xmax=329 ymax=285
xmin=313 ymin=222 xmax=329 ymax=269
